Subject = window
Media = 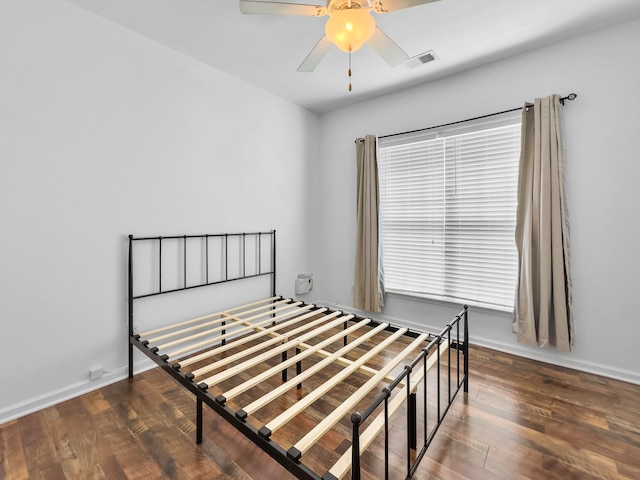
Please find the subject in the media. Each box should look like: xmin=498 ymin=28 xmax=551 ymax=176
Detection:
xmin=377 ymin=110 xmax=521 ymax=311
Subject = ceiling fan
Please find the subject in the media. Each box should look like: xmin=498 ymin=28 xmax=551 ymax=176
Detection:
xmin=239 ymin=0 xmax=440 ymax=72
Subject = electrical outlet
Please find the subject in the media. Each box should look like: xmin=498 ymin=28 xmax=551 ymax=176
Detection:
xmin=90 ymin=366 xmax=104 ymax=380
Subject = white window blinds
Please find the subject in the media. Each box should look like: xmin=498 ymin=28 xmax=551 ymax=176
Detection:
xmin=377 ymin=110 xmax=521 ymax=311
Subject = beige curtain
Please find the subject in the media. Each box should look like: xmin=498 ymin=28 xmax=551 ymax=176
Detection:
xmin=514 ymin=94 xmax=573 ymax=351
xmin=353 ymin=135 xmax=383 ymax=312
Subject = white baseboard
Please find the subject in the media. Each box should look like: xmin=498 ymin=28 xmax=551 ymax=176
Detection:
xmin=1 ymin=325 xmax=253 ymax=425
xmin=321 ymin=300 xmax=640 ymax=386
xmin=1 ymin=329 xmax=250 ymax=425
xmin=469 ymin=334 xmax=640 ymax=385
xmin=0 ymin=358 xmax=156 ymax=425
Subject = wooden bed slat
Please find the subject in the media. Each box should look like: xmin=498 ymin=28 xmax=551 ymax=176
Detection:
xmin=262 ymin=327 xmax=408 ymax=436
xmin=327 ymin=337 xmax=451 ymax=479
xmin=239 ymin=322 xmax=390 ymax=418
xmin=139 ymin=296 xmax=282 ymax=337
xmin=293 ymin=333 xmax=429 ymax=457
xmin=221 ymin=318 xmax=372 ymax=402
xmin=232 ymin=312 xmax=402 ymax=386
xmin=296 ymin=340 xmax=404 ymax=385
xmin=146 ymin=298 xmax=294 ymax=343
xmin=156 ymin=302 xmax=305 ymax=350
xmin=235 ymin=307 xmax=418 ymax=386
xmin=199 ymin=313 xmax=352 ymax=386
xmin=177 ymin=306 xmax=326 ymax=368
xmin=164 ymin=303 xmax=315 ymax=360
xmin=189 ymin=310 xmax=341 ymax=377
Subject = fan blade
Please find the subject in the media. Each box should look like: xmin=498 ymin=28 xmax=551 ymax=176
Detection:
xmin=297 ymin=36 xmax=333 ymax=72
xmin=239 ymin=1 xmax=326 ymax=16
xmin=374 ymin=0 xmax=440 ymax=13
xmin=368 ymin=27 xmax=408 ymax=67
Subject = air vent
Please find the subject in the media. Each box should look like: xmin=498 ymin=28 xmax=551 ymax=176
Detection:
xmin=405 ymin=51 xmax=438 ymax=69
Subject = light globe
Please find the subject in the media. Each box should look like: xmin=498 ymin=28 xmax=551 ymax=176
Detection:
xmin=325 ymin=8 xmax=375 ymax=52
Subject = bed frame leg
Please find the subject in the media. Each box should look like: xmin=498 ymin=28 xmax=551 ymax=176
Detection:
xmin=463 ymin=305 xmax=469 ymax=393
xmin=281 ymin=351 xmax=288 ymax=382
xmin=351 ymin=413 xmax=362 ymax=480
xmin=128 ymin=344 xmax=133 ymax=379
xmin=128 ymin=234 xmax=134 ymax=379
xmin=196 ymin=397 xmax=203 ymax=444
xmin=296 ymin=347 xmax=302 ymax=389
xmin=408 ymin=392 xmax=417 ymax=450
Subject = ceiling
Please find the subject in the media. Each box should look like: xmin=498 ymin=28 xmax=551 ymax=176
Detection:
xmin=66 ymin=0 xmax=640 ymax=114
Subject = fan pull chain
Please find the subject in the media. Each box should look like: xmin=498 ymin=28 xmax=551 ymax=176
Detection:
xmin=348 ymin=49 xmax=352 ymax=92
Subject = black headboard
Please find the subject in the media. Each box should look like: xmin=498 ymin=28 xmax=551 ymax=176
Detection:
xmin=127 ymin=230 xmax=277 ymax=372
xmin=128 ymin=231 xmax=276 ymax=300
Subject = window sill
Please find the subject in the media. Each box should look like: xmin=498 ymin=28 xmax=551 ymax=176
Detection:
xmin=385 ymin=289 xmax=515 ymax=318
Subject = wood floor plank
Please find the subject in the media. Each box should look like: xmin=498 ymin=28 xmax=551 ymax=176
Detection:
xmin=200 ymin=408 xmax=294 ymax=480
xmin=485 ymin=445 xmax=570 ymax=480
xmin=18 ymin=411 xmax=67 ymax=480
xmin=40 ymin=403 xmax=105 ymax=480
xmin=0 ymin=420 xmax=29 ymax=480
xmin=96 ymin=378 xmax=169 ymax=480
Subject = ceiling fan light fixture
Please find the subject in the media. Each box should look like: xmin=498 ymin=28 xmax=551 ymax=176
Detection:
xmin=325 ymin=8 xmax=375 ymax=53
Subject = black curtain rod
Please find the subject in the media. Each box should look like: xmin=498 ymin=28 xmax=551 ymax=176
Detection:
xmin=377 ymin=93 xmax=577 ymax=140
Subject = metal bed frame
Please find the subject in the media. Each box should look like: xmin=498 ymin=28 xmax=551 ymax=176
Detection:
xmin=127 ymin=230 xmax=468 ymax=480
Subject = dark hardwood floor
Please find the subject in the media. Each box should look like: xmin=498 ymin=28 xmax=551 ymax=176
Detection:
xmin=1 ymin=345 xmax=639 ymax=479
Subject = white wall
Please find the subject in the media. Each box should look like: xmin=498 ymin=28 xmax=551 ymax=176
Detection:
xmin=0 ymin=0 xmax=318 ymax=422
xmin=312 ymin=18 xmax=640 ymax=384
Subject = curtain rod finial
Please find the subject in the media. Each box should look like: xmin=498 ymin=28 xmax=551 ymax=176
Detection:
xmin=560 ymin=93 xmax=577 ymax=105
